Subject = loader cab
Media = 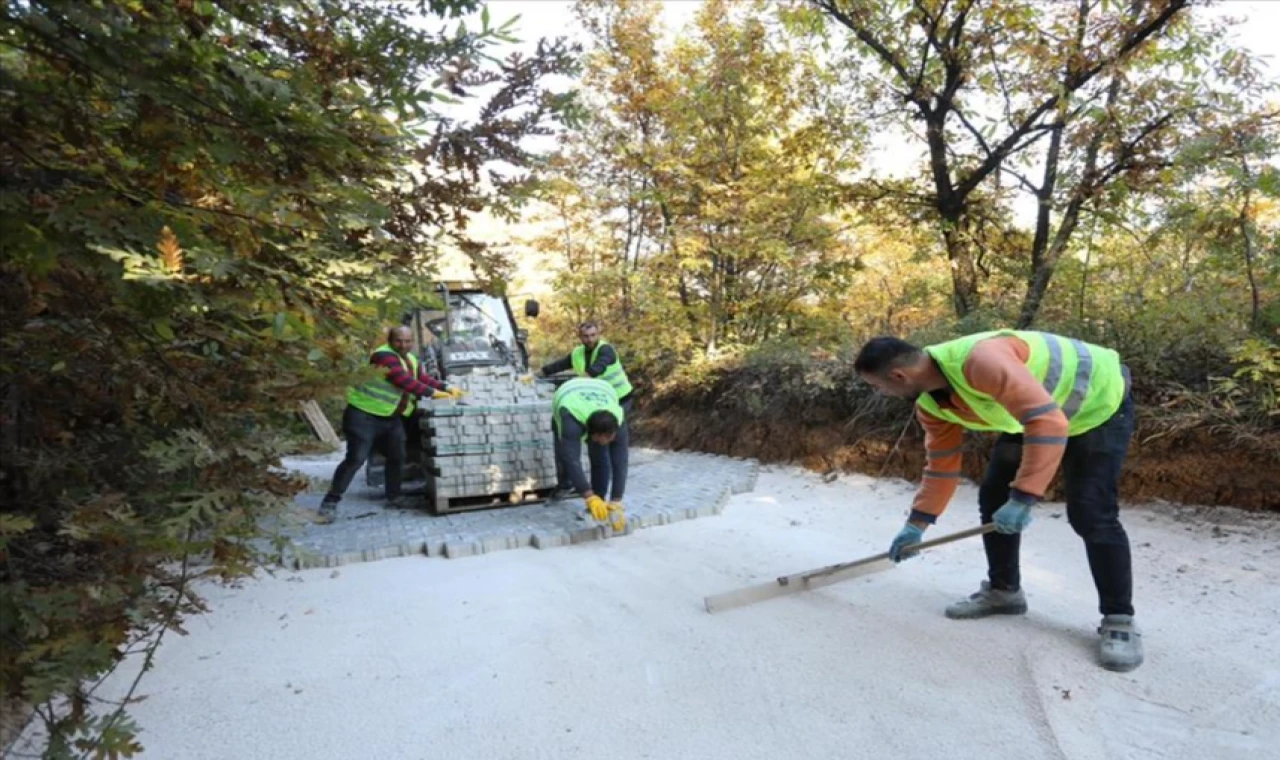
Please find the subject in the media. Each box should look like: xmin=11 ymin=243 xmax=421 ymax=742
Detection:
xmin=405 ymin=283 xmax=537 ymax=379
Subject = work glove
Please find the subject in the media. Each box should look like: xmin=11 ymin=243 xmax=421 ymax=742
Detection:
xmin=992 ymin=499 xmax=1033 ymax=534
xmin=585 ymin=494 xmax=609 ymax=522
xmin=518 ymin=374 xmax=536 ymax=385
xmin=448 ymin=387 xmax=466 ymax=399
xmin=607 ymin=501 xmax=626 ymax=532
xmin=431 ymin=389 xmax=453 ymax=400
xmin=888 ymin=522 xmax=925 ymax=563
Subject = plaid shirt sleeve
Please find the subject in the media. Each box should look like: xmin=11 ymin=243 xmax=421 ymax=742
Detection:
xmin=371 ymin=351 xmax=445 ymax=396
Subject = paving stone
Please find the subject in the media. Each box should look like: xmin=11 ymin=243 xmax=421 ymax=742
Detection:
xmin=423 ymin=535 xmax=447 ymax=557
xmin=531 ymin=532 xmax=569 ymax=549
xmin=442 ymin=539 xmax=479 ymax=559
xmin=274 ymin=447 xmax=759 ymax=569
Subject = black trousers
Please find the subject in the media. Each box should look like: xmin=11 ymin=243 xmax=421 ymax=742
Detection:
xmin=589 ymin=397 xmax=631 ymax=501
xmin=327 ymin=405 xmax=406 ymax=500
xmin=979 ymin=384 xmax=1136 ymax=616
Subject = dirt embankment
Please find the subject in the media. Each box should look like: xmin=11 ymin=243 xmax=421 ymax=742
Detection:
xmin=631 ymin=360 xmax=1279 ymax=511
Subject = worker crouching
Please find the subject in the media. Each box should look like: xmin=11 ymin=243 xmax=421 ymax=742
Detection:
xmin=552 ymin=377 xmax=628 ymax=532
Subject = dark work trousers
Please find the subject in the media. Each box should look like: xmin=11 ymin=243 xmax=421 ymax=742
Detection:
xmin=589 ymin=396 xmax=632 ymax=501
xmin=978 ymin=371 xmax=1136 ymax=616
xmin=554 ymin=410 xmax=591 ymax=496
xmin=326 ymin=405 xmax=407 ymax=501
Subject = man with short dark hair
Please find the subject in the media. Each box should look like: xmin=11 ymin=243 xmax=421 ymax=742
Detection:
xmin=318 ymin=326 xmax=464 ymax=524
xmin=541 ymin=321 xmax=632 ymax=400
xmin=853 ymin=330 xmax=1142 ymax=672
xmin=552 ymin=377 xmax=627 ymax=531
xmin=541 ymin=321 xmax=633 ymax=505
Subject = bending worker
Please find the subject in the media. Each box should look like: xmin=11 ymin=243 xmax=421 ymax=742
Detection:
xmin=540 ymin=320 xmax=633 ymax=506
xmin=853 ymin=329 xmax=1142 ymax=673
xmin=318 ymin=326 xmax=464 ymax=524
xmin=552 ymin=377 xmax=627 ymax=532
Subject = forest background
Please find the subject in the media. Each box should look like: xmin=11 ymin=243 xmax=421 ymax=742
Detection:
xmin=0 ymin=0 xmax=1275 ymax=757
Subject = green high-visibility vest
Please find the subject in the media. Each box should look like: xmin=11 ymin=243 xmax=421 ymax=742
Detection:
xmin=915 ymin=330 xmax=1125 ymax=436
xmin=346 ymin=344 xmax=420 ymax=418
xmin=571 ymin=340 xmax=633 ymax=399
xmin=553 ymin=377 xmax=624 ymax=440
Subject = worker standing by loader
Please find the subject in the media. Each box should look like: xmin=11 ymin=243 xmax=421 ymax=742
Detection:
xmin=541 ymin=320 xmax=634 ymax=506
xmin=853 ymin=330 xmax=1143 ymax=673
xmin=552 ymin=377 xmax=627 ymax=532
xmin=317 ymin=326 xmax=464 ymax=524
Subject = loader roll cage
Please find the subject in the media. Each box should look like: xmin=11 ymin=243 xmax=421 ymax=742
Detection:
xmin=404 ymin=282 xmax=540 ymax=379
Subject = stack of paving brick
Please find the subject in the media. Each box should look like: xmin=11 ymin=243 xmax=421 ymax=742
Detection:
xmin=421 ymin=365 xmax=557 ymax=513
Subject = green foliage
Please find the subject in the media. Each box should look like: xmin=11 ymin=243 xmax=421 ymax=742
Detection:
xmin=530 ymin=0 xmax=864 ymax=364
xmin=1215 ymin=338 xmax=1280 ymax=418
xmin=0 ymin=0 xmax=575 ymax=755
xmin=534 ymin=1 xmax=1274 ymax=441
xmin=800 ymin=0 xmax=1272 ymax=325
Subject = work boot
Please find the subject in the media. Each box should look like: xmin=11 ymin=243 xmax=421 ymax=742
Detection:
xmin=1098 ymin=614 xmax=1144 ymax=672
xmin=945 ymin=581 xmax=1028 ymax=619
xmin=316 ymin=495 xmax=339 ymax=525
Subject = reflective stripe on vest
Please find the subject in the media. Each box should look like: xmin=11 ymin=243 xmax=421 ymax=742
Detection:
xmin=346 ymin=344 xmax=420 ymax=418
xmin=553 ymin=377 xmax=624 ymax=440
xmin=915 ymin=330 xmax=1125 ymax=436
xmin=570 ymin=340 xmax=633 ymax=399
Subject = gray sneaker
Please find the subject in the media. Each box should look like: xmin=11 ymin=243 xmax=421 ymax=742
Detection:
xmin=1098 ymin=614 xmax=1144 ymax=672
xmin=945 ymin=581 xmax=1028 ymax=619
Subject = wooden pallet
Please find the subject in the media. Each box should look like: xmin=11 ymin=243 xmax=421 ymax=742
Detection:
xmin=298 ymin=400 xmax=341 ymax=448
xmin=431 ymin=485 xmax=557 ymax=515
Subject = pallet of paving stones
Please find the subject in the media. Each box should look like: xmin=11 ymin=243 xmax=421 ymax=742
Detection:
xmin=422 ymin=366 xmax=558 ymax=514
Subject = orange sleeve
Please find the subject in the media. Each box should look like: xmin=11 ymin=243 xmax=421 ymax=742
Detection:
xmin=908 ymin=405 xmax=966 ymax=524
xmin=963 ymin=337 xmax=1068 ymax=501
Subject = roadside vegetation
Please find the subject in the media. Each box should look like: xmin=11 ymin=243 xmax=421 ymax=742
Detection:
xmin=1 ymin=0 xmax=1276 ymax=757
xmin=529 ymin=0 xmax=1278 ymax=507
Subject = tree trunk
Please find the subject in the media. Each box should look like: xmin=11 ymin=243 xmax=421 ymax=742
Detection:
xmin=707 ymin=248 xmax=721 ymax=353
xmin=558 ymin=198 xmax=576 ymax=274
xmin=1015 ymin=0 xmax=1095 ymax=329
xmin=1018 ymin=211 xmax=1083 ymax=328
xmin=940 ymin=212 xmax=982 ymax=318
xmin=661 ymin=201 xmax=701 ymax=340
xmin=1076 ymin=212 xmax=1099 ymax=322
xmin=621 ymin=189 xmax=635 ymax=319
xmin=1016 ymin=125 xmax=1065 ymax=328
xmin=1239 ymin=159 xmax=1261 ymax=331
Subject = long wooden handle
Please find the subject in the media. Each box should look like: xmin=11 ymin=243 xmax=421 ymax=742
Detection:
xmin=794 ymin=523 xmax=993 ymax=583
xmin=703 ymin=523 xmax=995 ymax=614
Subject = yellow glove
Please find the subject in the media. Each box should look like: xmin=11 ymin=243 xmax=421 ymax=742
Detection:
xmin=585 ymin=495 xmax=609 ymax=522
xmin=449 ymin=387 xmax=466 ymax=399
xmin=519 ymin=374 xmax=536 ymax=385
xmin=607 ymin=501 xmax=626 ymax=532
xmin=431 ymin=389 xmax=452 ymax=400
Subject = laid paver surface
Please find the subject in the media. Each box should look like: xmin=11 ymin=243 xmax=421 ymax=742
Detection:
xmin=276 ymin=447 xmax=759 ymax=568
